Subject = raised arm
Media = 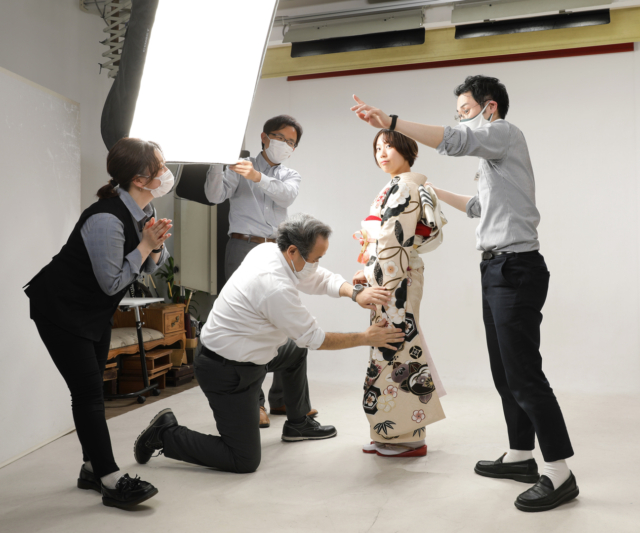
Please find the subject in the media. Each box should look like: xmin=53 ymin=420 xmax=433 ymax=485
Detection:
xmin=350 ymin=94 xmax=510 ymax=160
xmin=230 ymin=161 xmax=301 ymax=208
xmin=436 ymin=122 xmax=510 ymax=160
xmin=204 ymin=164 xmax=240 ymax=204
xmin=350 ymin=95 xmax=444 ymax=148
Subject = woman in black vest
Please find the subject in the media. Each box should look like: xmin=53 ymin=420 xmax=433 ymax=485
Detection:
xmin=25 ymin=138 xmax=173 ymax=509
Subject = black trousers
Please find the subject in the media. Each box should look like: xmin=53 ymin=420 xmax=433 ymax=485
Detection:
xmin=162 ymin=339 xmax=311 ymax=473
xmin=31 ymin=306 xmax=119 ymax=479
xmin=481 ymin=251 xmax=574 ymax=462
xmin=225 ymin=237 xmax=304 ymax=409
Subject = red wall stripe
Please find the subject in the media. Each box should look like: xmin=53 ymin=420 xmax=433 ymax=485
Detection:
xmin=286 ymin=42 xmax=635 ymax=81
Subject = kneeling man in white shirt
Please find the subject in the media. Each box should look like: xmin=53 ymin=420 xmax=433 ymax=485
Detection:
xmin=134 ymin=213 xmax=403 ymax=474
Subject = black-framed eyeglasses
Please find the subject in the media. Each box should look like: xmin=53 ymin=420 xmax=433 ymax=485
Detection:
xmin=268 ymin=132 xmax=296 ymax=149
xmin=454 ymin=100 xmax=491 ymax=123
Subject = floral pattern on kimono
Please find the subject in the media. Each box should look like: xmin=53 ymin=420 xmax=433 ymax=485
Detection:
xmin=360 ymin=172 xmax=445 ymax=443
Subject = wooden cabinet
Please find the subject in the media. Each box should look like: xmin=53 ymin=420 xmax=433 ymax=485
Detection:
xmin=111 ymin=303 xmax=187 ymax=366
xmin=114 ymin=303 xmax=185 ymax=333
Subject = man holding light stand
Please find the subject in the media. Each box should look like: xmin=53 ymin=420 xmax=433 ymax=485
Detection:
xmin=204 ymin=115 xmax=318 ymax=429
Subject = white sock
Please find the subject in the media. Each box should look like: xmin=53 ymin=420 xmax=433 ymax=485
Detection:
xmin=100 ymin=470 xmax=123 ymax=489
xmin=84 ymin=461 xmax=93 ymax=473
xmin=503 ymin=449 xmax=534 ymax=463
xmin=542 ymin=460 xmax=571 ymax=489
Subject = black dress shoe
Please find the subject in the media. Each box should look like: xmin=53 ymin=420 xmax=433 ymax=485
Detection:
xmin=101 ymin=474 xmax=158 ymax=509
xmin=474 ymin=453 xmax=540 ymax=483
xmin=515 ymin=473 xmax=579 ymax=512
xmin=134 ymin=408 xmax=178 ymax=464
xmin=77 ymin=464 xmax=101 ymax=493
xmin=281 ymin=416 xmax=337 ymax=442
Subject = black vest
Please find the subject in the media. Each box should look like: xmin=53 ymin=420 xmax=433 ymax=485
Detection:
xmin=25 ymin=196 xmax=140 ymax=341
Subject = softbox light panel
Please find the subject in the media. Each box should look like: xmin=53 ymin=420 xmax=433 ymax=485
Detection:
xmin=129 ymin=0 xmax=278 ymax=164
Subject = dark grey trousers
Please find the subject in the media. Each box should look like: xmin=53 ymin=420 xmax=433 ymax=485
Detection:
xmin=225 ymin=237 xmax=293 ymax=409
xmin=162 ymin=339 xmax=311 ymax=473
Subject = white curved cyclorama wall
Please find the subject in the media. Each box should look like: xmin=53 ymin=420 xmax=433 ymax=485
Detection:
xmin=242 ymin=45 xmax=640 ymax=395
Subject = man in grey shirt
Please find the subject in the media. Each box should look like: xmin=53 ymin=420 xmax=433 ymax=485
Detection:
xmin=204 ymin=114 xmax=314 ymax=428
xmin=351 ymin=75 xmax=577 ymax=513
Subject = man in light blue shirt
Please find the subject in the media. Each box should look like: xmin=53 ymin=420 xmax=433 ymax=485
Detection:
xmin=351 ymin=75 xmax=577 ymax=513
xmin=205 ymin=114 xmax=314 ymax=427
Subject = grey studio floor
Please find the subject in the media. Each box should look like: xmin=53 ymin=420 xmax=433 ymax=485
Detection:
xmin=1 ymin=378 xmax=639 ymax=533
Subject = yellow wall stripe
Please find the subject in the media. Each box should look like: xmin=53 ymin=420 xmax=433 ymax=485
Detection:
xmin=261 ymin=6 xmax=640 ymax=79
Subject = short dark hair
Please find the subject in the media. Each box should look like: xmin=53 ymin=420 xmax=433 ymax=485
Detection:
xmin=454 ymin=75 xmax=510 ymax=119
xmin=373 ymin=130 xmax=419 ymax=167
xmin=262 ymin=114 xmax=303 ymax=149
xmin=277 ymin=213 xmax=332 ymax=260
xmin=97 ymin=137 xmax=163 ymax=199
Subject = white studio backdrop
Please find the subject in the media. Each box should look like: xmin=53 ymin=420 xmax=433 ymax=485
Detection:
xmin=240 ymin=46 xmax=640 ymax=395
xmin=0 ymin=66 xmax=81 ymax=467
xmin=130 ymin=0 xmax=279 ymax=164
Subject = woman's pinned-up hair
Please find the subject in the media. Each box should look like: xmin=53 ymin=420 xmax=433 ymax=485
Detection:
xmin=373 ymin=130 xmax=419 ymax=168
xmin=277 ymin=213 xmax=332 ymax=260
xmin=97 ymin=137 xmax=164 ymax=199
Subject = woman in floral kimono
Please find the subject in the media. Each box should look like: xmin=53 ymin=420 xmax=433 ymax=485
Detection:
xmin=353 ymin=129 xmax=447 ymax=457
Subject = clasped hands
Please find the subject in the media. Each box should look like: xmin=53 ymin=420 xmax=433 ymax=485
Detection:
xmin=142 ymin=217 xmax=172 ymax=252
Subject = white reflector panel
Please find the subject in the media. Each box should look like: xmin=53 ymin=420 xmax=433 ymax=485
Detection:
xmin=130 ymin=0 xmax=278 ymax=164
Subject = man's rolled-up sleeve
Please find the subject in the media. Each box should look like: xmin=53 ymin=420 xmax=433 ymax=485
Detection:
xmin=259 ymin=282 xmax=326 ymax=350
xmin=297 ymin=266 xmax=347 ymax=298
xmin=466 ymin=196 xmax=482 ymax=218
xmin=437 ymin=123 xmax=509 ymax=160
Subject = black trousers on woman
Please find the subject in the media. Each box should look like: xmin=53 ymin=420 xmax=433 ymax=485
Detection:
xmin=481 ymin=251 xmax=574 ymax=463
xmin=31 ymin=305 xmax=119 ymax=479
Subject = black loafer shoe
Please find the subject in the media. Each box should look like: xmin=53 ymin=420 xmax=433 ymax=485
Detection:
xmin=474 ymin=453 xmax=540 ymax=483
xmin=515 ymin=473 xmax=579 ymax=512
xmin=77 ymin=464 xmax=101 ymax=493
xmin=134 ymin=408 xmax=178 ymax=464
xmin=282 ymin=416 xmax=337 ymax=442
xmin=101 ymin=474 xmax=158 ymax=509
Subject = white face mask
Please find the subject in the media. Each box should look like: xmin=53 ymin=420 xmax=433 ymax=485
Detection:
xmin=460 ymin=103 xmax=493 ymax=131
xmin=143 ymin=168 xmax=175 ymax=198
xmin=288 ymin=253 xmax=318 ymax=281
xmin=265 ymin=138 xmax=294 ymax=164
